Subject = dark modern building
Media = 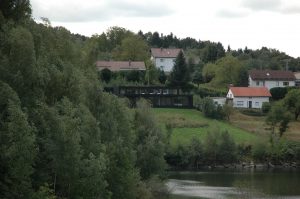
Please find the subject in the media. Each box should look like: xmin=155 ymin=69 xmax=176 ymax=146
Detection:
xmin=104 ymin=86 xmax=193 ymax=108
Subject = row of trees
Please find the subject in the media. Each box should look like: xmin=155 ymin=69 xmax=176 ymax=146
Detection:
xmin=165 ymin=127 xmax=300 ymax=169
xmin=0 ymin=3 xmax=167 ymax=199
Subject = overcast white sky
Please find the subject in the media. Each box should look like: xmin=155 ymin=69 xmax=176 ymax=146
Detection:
xmin=31 ymin=0 xmax=300 ymax=58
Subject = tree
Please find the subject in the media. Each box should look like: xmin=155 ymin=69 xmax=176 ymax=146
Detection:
xmin=192 ymin=68 xmax=203 ymax=87
xmin=188 ymin=138 xmax=204 ymax=168
xmin=158 ymin=68 xmax=167 ymax=84
xmin=266 ymin=102 xmax=291 ymax=138
xmin=202 ymin=63 xmax=217 ymax=83
xmin=118 ymin=35 xmax=149 ymax=61
xmin=0 ymin=81 xmax=36 ymax=199
xmin=0 ymin=0 xmax=31 ymax=21
xmin=223 ymin=103 xmax=234 ymax=121
xmin=145 ymin=60 xmax=159 ymax=85
xmin=217 ymin=131 xmax=237 ymax=164
xmin=212 ymin=55 xmax=244 ymax=87
xmin=169 ymin=51 xmax=190 ymax=87
xmin=270 ymin=87 xmax=288 ymax=101
xmin=100 ymin=68 xmax=112 ymax=83
xmin=134 ymin=99 xmax=166 ymax=179
xmin=283 ymin=89 xmax=300 ymax=120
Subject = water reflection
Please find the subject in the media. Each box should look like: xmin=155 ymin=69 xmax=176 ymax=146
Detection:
xmin=167 ymin=169 xmax=300 ymax=199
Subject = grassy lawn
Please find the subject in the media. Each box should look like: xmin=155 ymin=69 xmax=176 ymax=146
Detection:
xmin=230 ymin=110 xmax=300 ymax=142
xmin=153 ymin=108 xmax=260 ymax=147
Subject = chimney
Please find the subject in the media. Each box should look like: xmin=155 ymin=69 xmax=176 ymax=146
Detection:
xmin=160 ymin=47 xmax=163 ymax=51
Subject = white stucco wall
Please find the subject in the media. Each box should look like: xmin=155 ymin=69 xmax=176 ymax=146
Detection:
xmin=249 ymin=77 xmax=295 ymax=90
xmin=211 ymin=97 xmax=226 ymax=106
xmin=232 ymin=97 xmax=269 ymax=109
xmin=152 ymin=57 xmax=176 ymax=72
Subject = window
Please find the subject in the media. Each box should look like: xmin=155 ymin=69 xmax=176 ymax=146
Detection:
xmin=256 ymin=81 xmax=259 ymax=86
xmin=283 ymin=81 xmax=289 ymax=86
xmin=236 ymin=101 xmax=244 ymax=106
xmin=160 ymin=59 xmax=164 ymax=62
xmin=276 ymin=81 xmax=279 ymax=86
xmin=255 ymin=102 xmax=259 ymax=107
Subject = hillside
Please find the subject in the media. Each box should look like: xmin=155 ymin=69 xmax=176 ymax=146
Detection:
xmin=153 ymin=108 xmax=260 ymax=147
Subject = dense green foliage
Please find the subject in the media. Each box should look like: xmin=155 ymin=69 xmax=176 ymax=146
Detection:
xmin=0 ymin=5 xmax=167 ymax=199
xmin=1 ymin=1 xmax=300 ymax=198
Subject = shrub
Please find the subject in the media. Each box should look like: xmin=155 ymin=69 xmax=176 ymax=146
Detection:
xmin=252 ymin=142 xmax=268 ymax=162
xmin=201 ymin=97 xmax=225 ymax=120
xmin=261 ymin=102 xmax=271 ymax=113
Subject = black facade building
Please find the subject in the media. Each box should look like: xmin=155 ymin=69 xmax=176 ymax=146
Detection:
xmin=104 ymin=86 xmax=193 ymax=108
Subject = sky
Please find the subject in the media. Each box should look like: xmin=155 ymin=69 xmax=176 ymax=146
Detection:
xmin=30 ymin=0 xmax=300 ymax=58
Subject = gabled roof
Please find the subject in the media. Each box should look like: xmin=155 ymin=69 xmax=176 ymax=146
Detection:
xmin=96 ymin=61 xmax=145 ymax=71
xmin=249 ymin=69 xmax=295 ymax=81
xmin=151 ymin=48 xmax=181 ymax=58
xmin=229 ymin=87 xmax=271 ymax=97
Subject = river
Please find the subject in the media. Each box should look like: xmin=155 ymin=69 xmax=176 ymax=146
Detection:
xmin=167 ymin=169 xmax=300 ymax=199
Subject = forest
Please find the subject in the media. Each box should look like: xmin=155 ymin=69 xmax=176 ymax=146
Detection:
xmin=0 ymin=1 xmax=300 ymax=199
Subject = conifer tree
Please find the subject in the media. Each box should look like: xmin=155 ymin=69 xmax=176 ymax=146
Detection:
xmin=169 ymin=50 xmax=190 ymax=87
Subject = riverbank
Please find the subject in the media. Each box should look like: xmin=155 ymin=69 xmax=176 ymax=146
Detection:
xmin=167 ymin=161 xmax=300 ymax=171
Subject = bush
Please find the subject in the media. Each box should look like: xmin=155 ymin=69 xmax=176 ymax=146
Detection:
xmin=262 ymin=102 xmax=271 ymax=113
xmin=201 ymin=97 xmax=225 ymax=120
xmin=252 ymin=142 xmax=268 ymax=162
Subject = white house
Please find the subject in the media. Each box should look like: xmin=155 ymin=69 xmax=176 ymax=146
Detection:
xmin=248 ymin=69 xmax=295 ymax=90
xmin=150 ymin=48 xmax=182 ymax=73
xmin=294 ymin=72 xmax=300 ymax=87
xmin=227 ymin=87 xmax=271 ymax=109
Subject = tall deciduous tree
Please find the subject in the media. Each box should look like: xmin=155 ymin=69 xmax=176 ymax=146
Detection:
xmin=0 ymin=0 xmax=31 ymax=21
xmin=169 ymin=51 xmax=190 ymax=87
xmin=134 ymin=99 xmax=166 ymax=180
xmin=118 ymin=35 xmax=149 ymax=61
xmin=0 ymin=81 xmax=36 ymax=199
xmin=266 ymin=102 xmax=291 ymax=138
xmin=283 ymin=89 xmax=300 ymax=120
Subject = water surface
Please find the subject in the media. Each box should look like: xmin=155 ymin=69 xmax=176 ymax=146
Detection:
xmin=167 ymin=169 xmax=300 ymax=199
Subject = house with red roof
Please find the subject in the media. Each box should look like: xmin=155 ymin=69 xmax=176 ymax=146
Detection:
xmin=96 ymin=61 xmax=146 ymax=71
xmin=150 ymin=48 xmax=182 ymax=72
xmin=249 ymin=69 xmax=295 ymax=90
xmin=227 ymin=87 xmax=271 ymax=109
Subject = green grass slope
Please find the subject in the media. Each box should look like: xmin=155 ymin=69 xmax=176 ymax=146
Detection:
xmin=153 ymin=108 xmax=260 ymax=147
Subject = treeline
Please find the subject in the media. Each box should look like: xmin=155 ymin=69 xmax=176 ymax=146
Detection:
xmin=91 ymin=28 xmax=300 ymax=89
xmin=0 ymin=2 xmax=167 ymax=199
xmin=165 ymin=128 xmax=300 ymax=169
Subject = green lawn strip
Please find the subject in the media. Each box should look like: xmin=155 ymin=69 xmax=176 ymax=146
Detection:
xmin=153 ymin=108 xmax=260 ymax=147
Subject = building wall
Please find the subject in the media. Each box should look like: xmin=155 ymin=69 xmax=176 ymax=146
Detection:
xmin=152 ymin=56 xmax=176 ymax=72
xmin=212 ymin=97 xmax=226 ymax=106
xmin=249 ymin=77 xmax=295 ymax=90
xmin=232 ymin=97 xmax=269 ymax=109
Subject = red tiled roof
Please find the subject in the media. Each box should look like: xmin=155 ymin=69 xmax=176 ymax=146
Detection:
xmin=230 ymin=87 xmax=271 ymax=97
xmin=96 ymin=61 xmax=146 ymax=71
xmin=249 ymin=69 xmax=295 ymax=81
xmin=151 ymin=48 xmax=181 ymax=58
